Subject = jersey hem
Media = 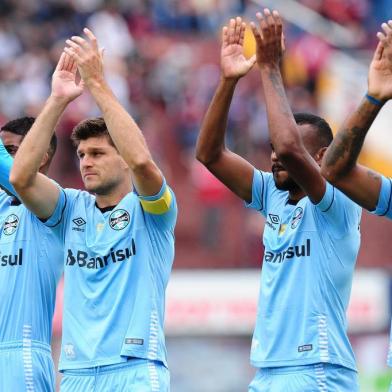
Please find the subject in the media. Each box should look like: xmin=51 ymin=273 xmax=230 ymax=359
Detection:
xmin=250 ymin=355 xmax=357 ymax=372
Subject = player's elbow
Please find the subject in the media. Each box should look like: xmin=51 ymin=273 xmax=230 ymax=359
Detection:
xmin=130 ymin=157 xmax=158 ymax=177
xmin=196 ymin=146 xmax=222 ymax=167
xmin=274 ymin=142 xmax=300 ymax=164
xmin=320 ymin=164 xmax=338 ymax=185
xmin=9 ymin=167 xmax=32 ymax=192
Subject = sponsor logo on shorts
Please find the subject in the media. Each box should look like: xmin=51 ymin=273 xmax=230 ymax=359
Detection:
xmin=109 ymin=209 xmax=130 ymax=231
xmin=125 ymin=338 xmax=144 ymax=345
xmin=298 ymin=344 xmax=313 ymax=352
xmin=63 ymin=343 xmax=76 ymax=359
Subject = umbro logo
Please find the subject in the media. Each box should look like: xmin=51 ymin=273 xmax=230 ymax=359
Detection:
xmin=269 ymin=214 xmax=280 ymax=224
xmin=72 ymin=217 xmax=86 ymax=232
xmin=266 ymin=213 xmax=280 ymax=231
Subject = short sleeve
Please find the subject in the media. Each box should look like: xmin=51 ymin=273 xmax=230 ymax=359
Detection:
xmin=245 ymin=168 xmax=271 ymax=217
xmin=137 ymin=179 xmax=177 ymax=231
xmin=0 ymin=140 xmax=15 ymax=196
xmin=314 ymin=181 xmax=361 ymax=238
xmin=371 ymin=175 xmax=392 ymax=219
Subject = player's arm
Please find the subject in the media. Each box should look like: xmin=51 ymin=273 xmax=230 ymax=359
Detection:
xmin=321 ymin=22 xmax=392 ymax=211
xmin=251 ymin=9 xmax=326 ymax=204
xmin=65 ymin=29 xmax=162 ymax=197
xmin=196 ymin=17 xmax=256 ymax=203
xmin=10 ymin=52 xmax=84 ymax=219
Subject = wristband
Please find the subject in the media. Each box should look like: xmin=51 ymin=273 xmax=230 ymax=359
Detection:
xmin=365 ymin=93 xmax=384 ymax=106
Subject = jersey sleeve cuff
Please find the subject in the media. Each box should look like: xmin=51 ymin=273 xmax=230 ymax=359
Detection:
xmin=138 ymin=179 xmax=172 ymax=215
xmin=372 ymin=175 xmax=392 ymax=216
xmin=315 ymin=181 xmax=334 ymax=212
xmin=43 ymin=186 xmax=66 ymax=227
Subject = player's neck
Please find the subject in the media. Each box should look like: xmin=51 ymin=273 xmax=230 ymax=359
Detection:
xmin=95 ymin=181 xmax=132 ymax=209
xmin=288 ymin=188 xmax=306 ymax=203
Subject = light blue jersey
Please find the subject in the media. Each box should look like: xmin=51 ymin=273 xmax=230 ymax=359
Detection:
xmin=0 ymin=141 xmax=63 ymax=390
xmin=372 ymin=174 xmax=392 ymax=367
xmin=246 ymin=169 xmax=361 ymax=370
xmin=44 ymin=180 xmax=177 ymax=371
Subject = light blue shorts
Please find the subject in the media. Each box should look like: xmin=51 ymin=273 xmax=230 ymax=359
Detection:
xmin=0 ymin=341 xmax=55 ymax=391
xmin=249 ymin=363 xmax=359 ymax=392
xmin=60 ymin=359 xmax=170 ymax=392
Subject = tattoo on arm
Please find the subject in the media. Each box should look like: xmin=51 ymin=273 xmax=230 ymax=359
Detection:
xmin=367 ymin=169 xmax=381 ymax=181
xmin=268 ymin=69 xmax=291 ymax=116
xmin=324 ymin=102 xmax=380 ymax=175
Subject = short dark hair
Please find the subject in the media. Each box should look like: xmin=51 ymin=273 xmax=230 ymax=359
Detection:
xmin=71 ymin=117 xmax=115 ymax=147
xmin=1 ymin=116 xmax=57 ymax=159
xmin=293 ymin=113 xmax=333 ymax=149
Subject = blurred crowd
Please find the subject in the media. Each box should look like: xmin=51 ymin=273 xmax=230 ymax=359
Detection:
xmin=0 ymin=0 xmax=390 ymax=267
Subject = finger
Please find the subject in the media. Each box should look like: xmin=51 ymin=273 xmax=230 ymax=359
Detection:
xmin=250 ymin=21 xmax=263 ymax=45
xmin=229 ymin=18 xmax=236 ymax=45
xmin=64 ymin=47 xmax=80 ymax=63
xmin=373 ymin=41 xmax=384 ymax=61
xmin=222 ymin=25 xmax=229 ymax=47
xmin=70 ymin=36 xmax=90 ymax=50
xmin=377 ymin=31 xmax=387 ymax=45
xmin=235 ymin=17 xmax=242 ymax=44
xmin=55 ymin=52 xmax=66 ymax=72
xmin=257 ymin=12 xmax=269 ymax=39
xmin=62 ymin=50 xmax=73 ymax=70
xmin=273 ymin=10 xmax=283 ymax=40
xmin=69 ymin=55 xmax=78 ymax=74
xmin=381 ymin=22 xmax=392 ymax=35
xmin=264 ymin=8 xmax=275 ymax=35
xmin=248 ymin=54 xmax=257 ymax=66
xmin=83 ymin=27 xmax=98 ymax=50
xmin=239 ymin=22 xmax=246 ymax=46
xmin=66 ymin=39 xmax=82 ymax=54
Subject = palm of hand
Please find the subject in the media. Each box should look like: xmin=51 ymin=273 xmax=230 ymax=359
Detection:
xmin=221 ymin=44 xmax=252 ymax=79
xmin=52 ymin=70 xmax=83 ymax=100
xmin=370 ymin=57 xmax=392 ymax=100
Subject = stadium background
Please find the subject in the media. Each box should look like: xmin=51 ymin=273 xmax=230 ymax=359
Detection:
xmin=0 ymin=0 xmax=391 ymax=390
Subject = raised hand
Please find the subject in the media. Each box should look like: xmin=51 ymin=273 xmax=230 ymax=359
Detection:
xmin=51 ymin=52 xmax=84 ymax=103
xmin=368 ymin=20 xmax=392 ymax=102
xmin=64 ymin=28 xmax=104 ymax=88
xmin=221 ymin=17 xmax=256 ymax=80
xmin=250 ymin=9 xmax=284 ymax=69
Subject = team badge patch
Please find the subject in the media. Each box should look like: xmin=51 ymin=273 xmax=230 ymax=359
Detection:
xmin=109 ymin=209 xmax=130 ymax=230
xmin=3 ymin=214 xmax=19 ymax=235
xmin=291 ymin=207 xmax=303 ymax=229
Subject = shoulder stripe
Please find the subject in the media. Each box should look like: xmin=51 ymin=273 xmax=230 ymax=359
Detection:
xmin=139 ymin=187 xmax=172 ymax=215
xmin=44 ymin=189 xmax=67 ymax=227
xmin=380 ymin=178 xmax=392 ymax=217
xmin=320 ymin=186 xmax=335 ymax=213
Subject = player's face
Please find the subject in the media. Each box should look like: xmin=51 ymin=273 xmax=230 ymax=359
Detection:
xmin=270 ymin=124 xmax=318 ymax=191
xmin=0 ymin=131 xmax=23 ymax=157
xmin=77 ymin=136 xmax=129 ymax=195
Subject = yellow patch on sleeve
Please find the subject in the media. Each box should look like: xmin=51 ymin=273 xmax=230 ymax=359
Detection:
xmin=139 ymin=187 xmax=172 ymax=215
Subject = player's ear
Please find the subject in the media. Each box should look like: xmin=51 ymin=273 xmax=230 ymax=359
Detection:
xmin=39 ymin=152 xmax=50 ymax=172
xmin=315 ymin=147 xmax=327 ymax=165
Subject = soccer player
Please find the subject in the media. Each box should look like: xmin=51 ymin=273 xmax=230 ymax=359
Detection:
xmin=10 ymin=29 xmax=177 ymax=391
xmin=196 ymin=10 xmax=361 ymax=391
xmin=321 ymin=20 xmax=392 ymax=385
xmin=0 ymin=117 xmax=63 ymax=391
